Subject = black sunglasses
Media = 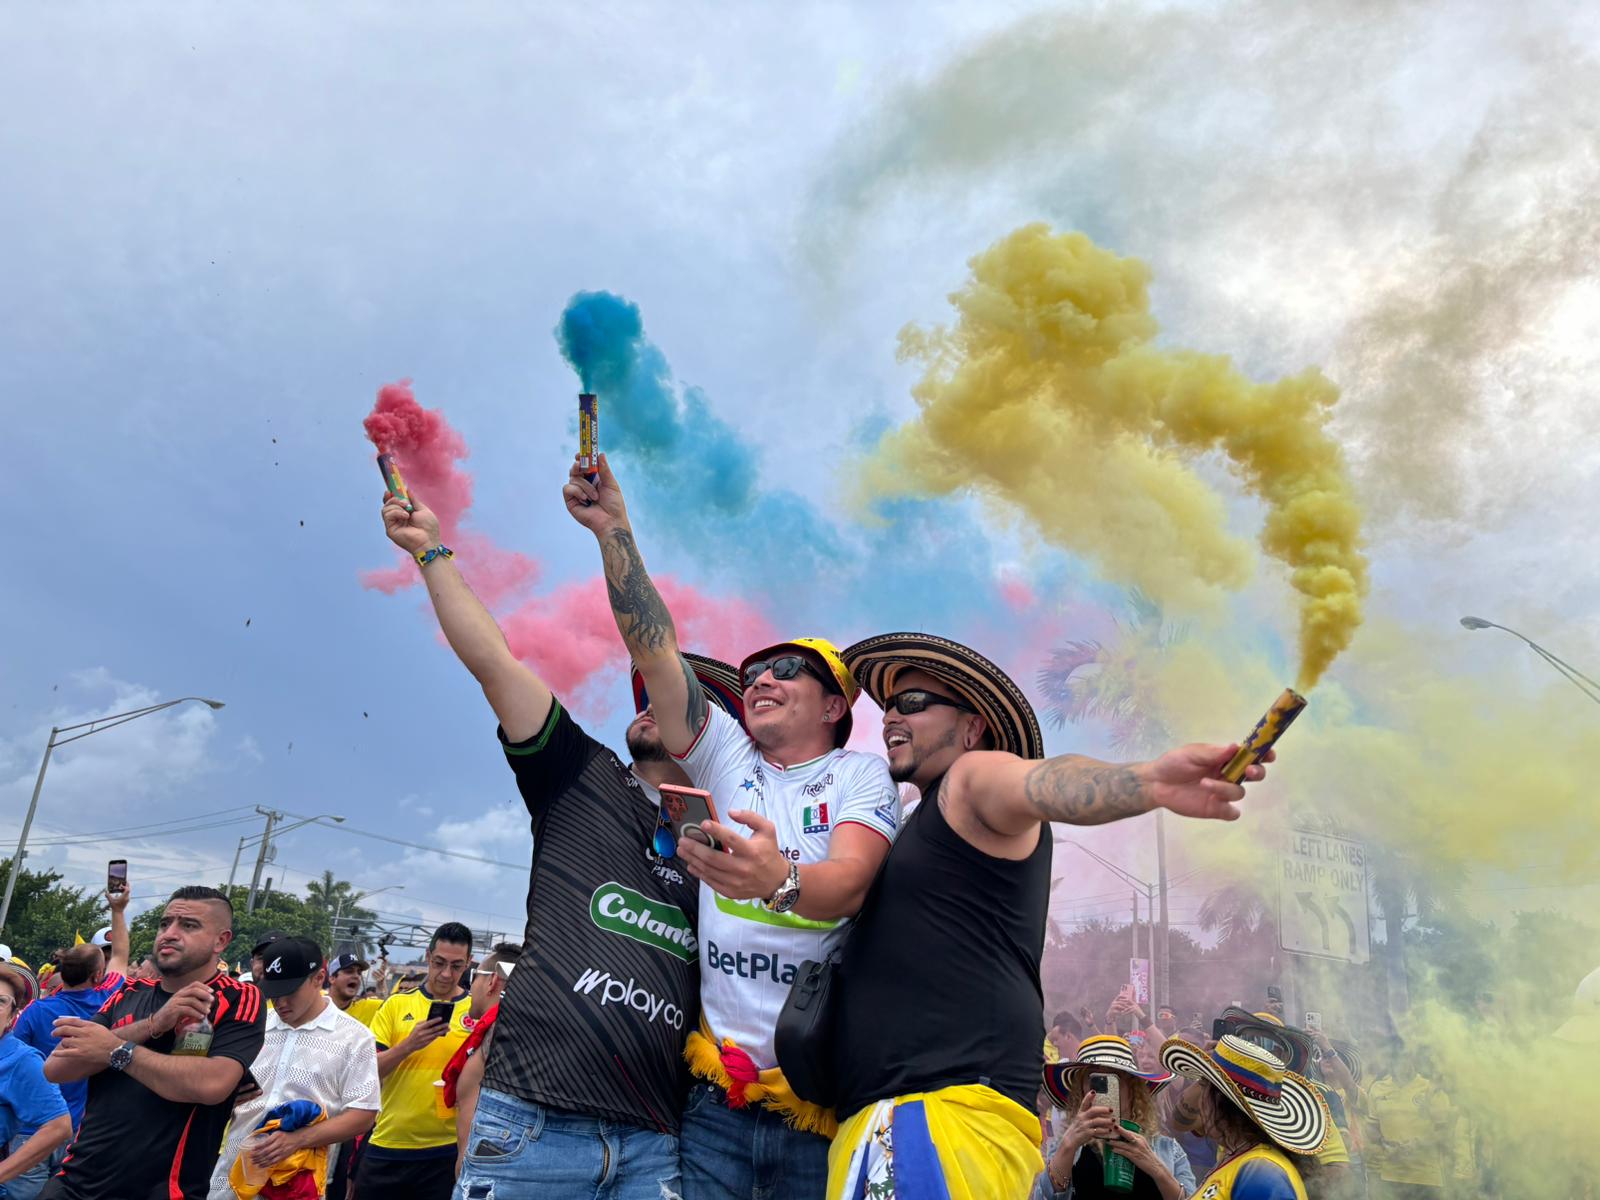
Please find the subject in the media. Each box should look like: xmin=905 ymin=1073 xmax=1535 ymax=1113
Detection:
xmin=743 ymin=654 xmax=830 ymax=691
xmin=884 ymin=689 xmax=977 ymax=716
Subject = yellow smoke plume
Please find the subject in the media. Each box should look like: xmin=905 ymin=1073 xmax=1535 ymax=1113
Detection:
xmin=865 ymin=223 xmax=1368 ymax=689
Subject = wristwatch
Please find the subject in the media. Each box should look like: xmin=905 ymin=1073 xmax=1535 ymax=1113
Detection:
xmin=108 ymin=1041 xmax=136 ymax=1072
xmin=763 ymin=863 xmax=801 ymax=914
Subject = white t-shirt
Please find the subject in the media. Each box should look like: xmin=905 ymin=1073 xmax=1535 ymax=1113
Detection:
xmin=677 ymin=705 xmax=900 ymax=1069
xmin=208 ymin=1000 xmax=381 ymax=1200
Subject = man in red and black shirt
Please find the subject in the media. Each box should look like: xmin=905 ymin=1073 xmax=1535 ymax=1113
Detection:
xmin=40 ymin=885 xmax=266 ymax=1200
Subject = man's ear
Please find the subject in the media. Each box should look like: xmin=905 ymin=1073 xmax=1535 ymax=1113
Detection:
xmin=823 ymin=695 xmax=848 ymax=726
xmin=963 ymin=714 xmax=990 ymax=751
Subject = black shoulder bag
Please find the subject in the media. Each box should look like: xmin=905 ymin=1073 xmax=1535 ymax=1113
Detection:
xmin=773 ymin=937 xmax=846 ymax=1108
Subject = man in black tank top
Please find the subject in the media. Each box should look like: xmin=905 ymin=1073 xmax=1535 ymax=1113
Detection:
xmin=827 ymin=633 xmax=1274 ymax=1198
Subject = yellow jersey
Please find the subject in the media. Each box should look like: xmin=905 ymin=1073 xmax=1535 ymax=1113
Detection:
xmin=343 ymin=997 xmax=383 ymax=1029
xmin=1193 ymin=1144 xmax=1308 ymax=1200
xmin=368 ymin=988 xmax=471 ymax=1152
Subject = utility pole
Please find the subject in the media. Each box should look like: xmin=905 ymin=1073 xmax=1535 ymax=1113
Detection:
xmin=246 ymin=809 xmax=279 ymax=913
xmin=1155 ymin=810 xmax=1170 ymax=1010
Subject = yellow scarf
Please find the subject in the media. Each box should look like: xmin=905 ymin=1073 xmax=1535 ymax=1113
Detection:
xmin=684 ymin=1016 xmax=837 ymax=1138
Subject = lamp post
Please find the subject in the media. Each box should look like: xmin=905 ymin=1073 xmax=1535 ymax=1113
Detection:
xmin=333 ymin=885 xmax=404 ymax=948
xmin=1460 ymin=617 xmax=1600 ymax=706
xmin=0 ymin=697 xmax=225 ymax=931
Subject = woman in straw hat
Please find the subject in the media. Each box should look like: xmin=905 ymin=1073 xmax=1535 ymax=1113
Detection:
xmin=1158 ymin=1033 xmax=1330 ymax=1200
xmin=1034 ymin=1035 xmax=1196 ymax=1200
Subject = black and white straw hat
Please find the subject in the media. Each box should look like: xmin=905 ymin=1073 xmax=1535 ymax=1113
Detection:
xmin=842 ymin=632 xmax=1044 ymax=760
xmin=1160 ymin=1034 xmax=1330 ymax=1156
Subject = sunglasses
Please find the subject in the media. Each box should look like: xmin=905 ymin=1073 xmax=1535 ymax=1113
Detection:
xmin=884 ymin=689 xmax=977 ymax=716
xmin=743 ymin=654 xmax=830 ymax=691
xmin=652 ymin=808 xmax=679 ymax=860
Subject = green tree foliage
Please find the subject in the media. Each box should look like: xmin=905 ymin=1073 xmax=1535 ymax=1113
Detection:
xmin=127 ymin=876 xmax=380 ymax=967
xmin=0 ymin=856 xmax=108 ymax=967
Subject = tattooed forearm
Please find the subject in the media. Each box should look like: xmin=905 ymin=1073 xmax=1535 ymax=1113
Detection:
xmin=600 ymin=528 xmax=677 ymax=657
xmin=1023 ymin=755 xmax=1148 ymax=826
xmin=680 ymin=653 xmax=708 ymax=734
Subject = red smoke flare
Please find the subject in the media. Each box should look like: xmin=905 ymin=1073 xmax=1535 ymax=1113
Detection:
xmin=361 ymin=380 xmax=775 ymax=709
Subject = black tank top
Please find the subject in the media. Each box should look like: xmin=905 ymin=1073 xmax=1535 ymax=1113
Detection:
xmin=830 ymin=776 xmax=1053 ymax=1118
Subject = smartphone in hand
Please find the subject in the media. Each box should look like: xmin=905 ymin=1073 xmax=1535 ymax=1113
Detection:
xmin=655 ymin=784 xmax=723 ymax=857
xmin=427 ymin=1000 xmax=455 ymax=1026
xmin=108 ymin=859 xmax=128 ymax=895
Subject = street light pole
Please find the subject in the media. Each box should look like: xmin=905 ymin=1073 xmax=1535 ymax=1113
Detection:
xmin=0 ymin=696 xmax=224 ymax=931
xmin=243 ymin=809 xmax=347 ymax=913
xmin=1461 ymin=616 xmax=1600 ymax=705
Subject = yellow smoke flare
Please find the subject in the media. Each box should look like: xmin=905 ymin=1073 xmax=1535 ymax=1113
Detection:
xmin=867 ymin=223 xmax=1368 ymax=688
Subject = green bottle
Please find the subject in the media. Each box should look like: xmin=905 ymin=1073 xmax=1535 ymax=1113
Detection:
xmin=1102 ymin=1120 xmax=1141 ymax=1192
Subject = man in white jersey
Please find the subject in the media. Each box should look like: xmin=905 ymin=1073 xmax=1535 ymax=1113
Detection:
xmin=565 ymin=455 xmax=896 ymax=1200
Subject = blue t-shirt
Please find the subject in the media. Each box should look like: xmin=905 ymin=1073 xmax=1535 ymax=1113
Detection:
xmin=0 ymin=1034 xmax=69 ymax=1145
xmin=10 ymin=977 xmax=120 ymax=1128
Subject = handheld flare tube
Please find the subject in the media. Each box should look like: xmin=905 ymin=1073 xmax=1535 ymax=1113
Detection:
xmin=377 ymin=452 xmax=413 ymax=513
xmin=579 ymin=392 xmax=599 ymax=483
xmin=1219 ymin=688 xmax=1307 ymax=784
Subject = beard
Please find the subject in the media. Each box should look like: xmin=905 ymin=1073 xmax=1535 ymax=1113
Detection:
xmin=888 ymin=726 xmax=959 ymax=783
xmin=626 ymin=723 xmax=670 ymax=763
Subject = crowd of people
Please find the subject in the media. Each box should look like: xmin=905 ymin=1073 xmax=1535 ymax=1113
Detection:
xmin=0 ymin=453 xmax=1491 ymax=1199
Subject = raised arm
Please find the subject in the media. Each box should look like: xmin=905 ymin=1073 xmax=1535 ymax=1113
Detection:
xmin=563 ymin=454 xmax=704 ymax=754
xmin=948 ymin=743 xmax=1270 ymax=838
xmin=105 ymin=884 xmax=131 ymax=979
xmin=382 ymin=492 xmax=553 ymax=742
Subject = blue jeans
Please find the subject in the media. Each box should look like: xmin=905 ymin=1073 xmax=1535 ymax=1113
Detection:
xmin=453 ymin=1088 xmax=680 ymax=1200
xmin=679 ymin=1082 xmax=829 ymax=1200
xmin=0 ymin=1134 xmax=59 ymax=1200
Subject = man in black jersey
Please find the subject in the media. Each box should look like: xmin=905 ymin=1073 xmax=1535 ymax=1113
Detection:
xmin=40 ymin=885 xmax=265 ymax=1200
xmin=381 ymin=488 xmax=743 ymax=1199
xmin=825 ymin=633 xmax=1273 ymax=1198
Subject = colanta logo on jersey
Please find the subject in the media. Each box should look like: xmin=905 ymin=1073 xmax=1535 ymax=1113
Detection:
xmin=590 ymin=883 xmax=697 ymax=962
xmin=571 ymin=967 xmax=685 ymax=1030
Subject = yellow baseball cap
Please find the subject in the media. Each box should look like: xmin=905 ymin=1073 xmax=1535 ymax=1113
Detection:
xmin=740 ymin=637 xmax=859 ymax=746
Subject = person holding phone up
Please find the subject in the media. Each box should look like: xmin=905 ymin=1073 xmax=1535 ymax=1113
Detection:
xmin=356 ymin=922 xmax=473 ymax=1200
xmin=1035 ymin=1036 xmax=1195 ymax=1200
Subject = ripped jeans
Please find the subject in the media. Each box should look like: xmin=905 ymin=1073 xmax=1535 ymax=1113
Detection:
xmin=453 ymin=1088 xmax=681 ymax=1200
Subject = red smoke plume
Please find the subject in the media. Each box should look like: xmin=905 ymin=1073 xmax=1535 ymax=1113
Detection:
xmin=362 ymin=380 xmax=774 ymax=709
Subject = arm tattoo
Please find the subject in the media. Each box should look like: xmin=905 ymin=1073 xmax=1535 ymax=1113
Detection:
xmin=600 ymin=528 xmax=677 ymax=656
xmin=1023 ymin=755 xmax=1147 ymax=826
xmin=680 ymin=654 xmax=708 ymax=734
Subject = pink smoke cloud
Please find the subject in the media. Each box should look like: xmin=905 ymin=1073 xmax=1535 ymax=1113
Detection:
xmin=501 ymin=576 xmax=778 ymax=711
xmin=362 ymin=379 xmax=775 ymax=712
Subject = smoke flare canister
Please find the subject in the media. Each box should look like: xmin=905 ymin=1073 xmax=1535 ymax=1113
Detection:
xmin=579 ymin=392 xmax=599 ymax=482
xmin=1220 ymin=688 xmax=1307 ymax=784
xmin=377 ymin=452 xmax=413 ymax=513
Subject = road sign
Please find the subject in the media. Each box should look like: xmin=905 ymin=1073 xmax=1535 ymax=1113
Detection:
xmin=1129 ymin=958 xmax=1151 ymax=1005
xmin=1279 ymin=830 xmax=1369 ymax=964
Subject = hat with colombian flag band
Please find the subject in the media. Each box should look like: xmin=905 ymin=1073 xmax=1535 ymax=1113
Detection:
xmin=739 ymin=637 xmax=859 ymax=747
xmin=631 ymin=653 xmax=746 ymax=727
xmin=1160 ymin=1034 xmax=1329 ymax=1155
xmin=1043 ymin=1035 xmax=1174 ymax=1110
xmin=842 ymin=632 xmax=1044 ymax=761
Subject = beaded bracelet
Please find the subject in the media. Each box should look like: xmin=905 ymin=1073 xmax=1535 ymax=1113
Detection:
xmin=415 ymin=544 xmax=454 ymax=567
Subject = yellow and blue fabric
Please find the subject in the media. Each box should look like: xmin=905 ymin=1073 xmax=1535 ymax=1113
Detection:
xmin=1190 ymin=1144 xmax=1308 ymax=1200
xmin=227 ymin=1100 xmax=327 ymax=1199
xmin=826 ymin=1083 xmax=1043 ymax=1200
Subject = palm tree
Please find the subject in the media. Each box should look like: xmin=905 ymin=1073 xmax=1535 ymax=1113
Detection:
xmin=1197 ymin=881 xmax=1275 ymax=944
xmin=1036 ymin=590 xmax=1180 ymax=756
xmin=304 ymin=872 xmax=378 ymax=953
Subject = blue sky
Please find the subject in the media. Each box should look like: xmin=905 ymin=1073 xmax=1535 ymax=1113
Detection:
xmin=5 ymin=1 xmax=1597 ymax=950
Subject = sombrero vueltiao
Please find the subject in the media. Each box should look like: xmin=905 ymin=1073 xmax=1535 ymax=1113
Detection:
xmin=630 ymin=653 xmax=746 ymax=727
xmin=1043 ymin=1035 xmax=1174 ymax=1109
xmin=842 ymin=633 xmax=1044 ymax=760
xmin=1160 ymin=1035 xmax=1330 ymax=1156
